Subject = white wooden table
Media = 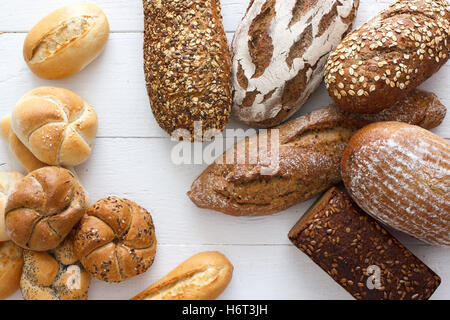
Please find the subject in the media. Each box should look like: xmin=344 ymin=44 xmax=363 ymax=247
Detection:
xmin=1 ymin=0 xmax=449 ymax=300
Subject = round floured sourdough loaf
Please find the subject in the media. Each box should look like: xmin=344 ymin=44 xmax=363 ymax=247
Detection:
xmin=11 ymin=87 xmax=98 ymax=167
xmin=232 ymin=0 xmax=359 ymax=127
xmin=24 ymin=2 xmax=109 ymax=80
xmin=0 ymin=241 xmax=23 ymax=300
xmin=20 ymin=233 xmax=90 ymax=300
xmin=342 ymin=122 xmax=450 ymax=246
xmin=5 ymin=167 xmax=88 ymax=251
xmin=0 ymin=172 xmax=24 ymax=242
xmin=74 ymin=197 xmax=157 ymax=282
xmin=325 ymin=0 xmax=450 ymax=114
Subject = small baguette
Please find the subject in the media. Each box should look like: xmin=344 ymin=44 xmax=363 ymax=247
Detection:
xmin=188 ymin=89 xmax=446 ymax=216
xmin=131 ymin=252 xmax=233 ymax=300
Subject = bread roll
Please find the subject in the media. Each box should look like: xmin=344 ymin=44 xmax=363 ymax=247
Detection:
xmin=0 ymin=172 xmax=24 ymax=242
xmin=131 ymin=252 xmax=233 ymax=300
xmin=232 ymin=0 xmax=359 ymax=127
xmin=74 ymin=197 xmax=157 ymax=282
xmin=0 ymin=115 xmax=47 ymax=173
xmin=24 ymin=2 xmax=109 ymax=80
xmin=143 ymin=0 xmax=232 ymax=140
xmin=188 ymin=90 xmax=446 ymax=216
xmin=5 ymin=167 xmax=88 ymax=251
xmin=325 ymin=0 xmax=450 ymax=113
xmin=0 ymin=241 xmax=23 ymax=300
xmin=11 ymin=87 xmax=98 ymax=167
xmin=20 ymin=232 xmax=90 ymax=300
xmin=342 ymin=122 xmax=450 ymax=246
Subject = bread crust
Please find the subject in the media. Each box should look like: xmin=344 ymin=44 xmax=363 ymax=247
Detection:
xmin=0 ymin=241 xmax=23 ymax=300
xmin=188 ymin=90 xmax=446 ymax=216
xmin=342 ymin=122 xmax=450 ymax=246
xmin=232 ymin=0 xmax=359 ymax=127
xmin=143 ymin=0 xmax=232 ymax=140
xmin=24 ymin=2 xmax=110 ymax=80
xmin=0 ymin=171 xmax=24 ymax=242
xmin=74 ymin=197 xmax=157 ymax=282
xmin=325 ymin=0 xmax=450 ymax=113
xmin=131 ymin=251 xmax=233 ymax=300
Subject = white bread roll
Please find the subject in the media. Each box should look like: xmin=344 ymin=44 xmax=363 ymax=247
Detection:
xmin=0 ymin=241 xmax=23 ymax=300
xmin=342 ymin=122 xmax=450 ymax=246
xmin=131 ymin=251 xmax=233 ymax=300
xmin=11 ymin=87 xmax=98 ymax=167
xmin=0 ymin=172 xmax=24 ymax=242
xmin=24 ymin=2 xmax=109 ymax=80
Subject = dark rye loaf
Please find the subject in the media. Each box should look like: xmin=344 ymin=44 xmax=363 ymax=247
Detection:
xmin=143 ymin=0 xmax=232 ymax=140
xmin=232 ymin=0 xmax=359 ymax=128
xmin=188 ymin=90 xmax=446 ymax=216
xmin=325 ymin=0 xmax=450 ymax=114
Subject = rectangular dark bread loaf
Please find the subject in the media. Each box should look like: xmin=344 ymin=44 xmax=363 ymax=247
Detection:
xmin=143 ymin=0 xmax=232 ymax=140
xmin=325 ymin=0 xmax=450 ymax=114
xmin=188 ymin=89 xmax=446 ymax=216
xmin=232 ymin=0 xmax=359 ymax=127
xmin=288 ymin=187 xmax=441 ymax=300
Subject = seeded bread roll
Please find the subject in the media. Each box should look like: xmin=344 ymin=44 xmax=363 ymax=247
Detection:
xmin=325 ymin=0 xmax=450 ymax=114
xmin=288 ymin=187 xmax=441 ymax=300
xmin=74 ymin=197 xmax=157 ymax=282
xmin=0 ymin=172 xmax=24 ymax=242
xmin=188 ymin=89 xmax=446 ymax=216
xmin=143 ymin=0 xmax=232 ymax=140
xmin=131 ymin=252 xmax=233 ymax=300
xmin=0 ymin=241 xmax=23 ymax=300
xmin=342 ymin=122 xmax=450 ymax=246
xmin=24 ymin=2 xmax=110 ymax=80
xmin=232 ymin=0 xmax=359 ymax=127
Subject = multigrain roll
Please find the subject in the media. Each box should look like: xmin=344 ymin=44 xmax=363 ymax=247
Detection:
xmin=0 ymin=241 xmax=23 ymax=300
xmin=20 ymin=233 xmax=90 ymax=300
xmin=325 ymin=0 xmax=450 ymax=113
xmin=24 ymin=2 xmax=110 ymax=80
xmin=11 ymin=87 xmax=98 ymax=167
xmin=188 ymin=90 xmax=446 ymax=216
xmin=131 ymin=252 xmax=233 ymax=300
xmin=143 ymin=0 xmax=232 ymax=140
xmin=232 ymin=0 xmax=359 ymax=127
xmin=74 ymin=197 xmax=157 ymax=282
xmin=342 ymin=122 xmax=450 ymax=246
xmin=5 ymin=167 xmax=88 ymax=251
xmin=0 ymin=172 xmax=24 ymax=242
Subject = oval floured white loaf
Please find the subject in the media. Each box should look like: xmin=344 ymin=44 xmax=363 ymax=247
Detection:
xmin=232 ymin=0 xmax=359 ymax=127
xmin=342 ymin=122 xmax=450 ymax=246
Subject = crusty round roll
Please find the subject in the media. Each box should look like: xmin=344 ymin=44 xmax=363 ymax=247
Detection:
xmin=0 ymin=241 xmax=23 ymax=300
xmin=342 ymin=122 xmax=450 ymax=246
xmin=74 ymin=197 xmax=157 ymax=282
xmin=11 ymin=87 xmax=98 ymax=167
xmin=0 ymin=172 xmax=24 ymax=242
xmin=5 ymin=166 xmax=88 ymax=251
xmin=20 ymin=232 xmax=90 ymax=300
xmin=131 ymin=251 xmax=233 ymax=300
xmin=24 ymin=2 xmax=110 ymax=80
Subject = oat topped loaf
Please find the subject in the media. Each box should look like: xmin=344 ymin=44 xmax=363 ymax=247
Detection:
xmin=325 ymin=0 xmax=450 ymax=114
xmin=143 ymin=0 xmax=232 ymax=140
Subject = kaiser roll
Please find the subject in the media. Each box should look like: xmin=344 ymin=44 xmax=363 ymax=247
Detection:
xmin=0 ymin=172 xmax=24 ymax=242
xmin=11 ymin=87 xmax=98 ymax=167
xmin=0 ymin=241 xmax=23 ymax=300
xmin=5 ymin=166 xmax=88 ymax=251
xmin=74 ymin=196 xmax=157 ymax=282
xmin=20 ymin=232 xmax=90 ymax=300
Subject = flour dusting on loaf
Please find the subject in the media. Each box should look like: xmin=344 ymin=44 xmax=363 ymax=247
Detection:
xmin=232 ymin=0 xmax=359 ymax=127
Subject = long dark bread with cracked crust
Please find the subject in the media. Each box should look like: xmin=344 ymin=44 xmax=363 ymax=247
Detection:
xmin=325 ymin=0 xmax=450 ymax=114
xmin=188 ymin=89 xmax=446 ymax=216
xmin=143 ymin=0 xmax=232 ymax=140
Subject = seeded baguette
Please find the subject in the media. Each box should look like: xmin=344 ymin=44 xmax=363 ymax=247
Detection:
xmin=325 ymin=0 xmax=450 ymax=114
xmin=188 ymin=89 xmax=446 ymax=216
xmin=288 ymin=187 xmax=441 ymax=300
xmin=143 ymin=0 xmax=232 ymax=140
xmin=131 ymin=251 xmax=233 ymax=300
xmin=232 ymin=0 xmax=359 ymax=127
